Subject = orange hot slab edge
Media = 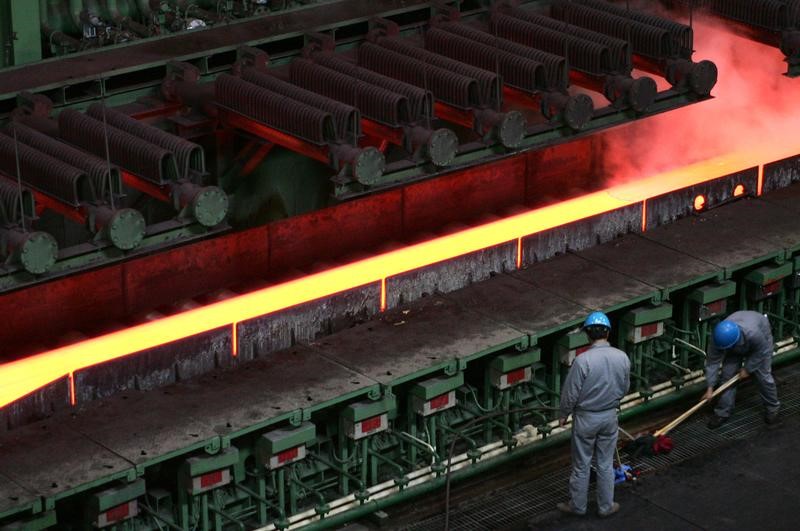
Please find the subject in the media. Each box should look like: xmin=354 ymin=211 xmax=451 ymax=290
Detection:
xmin=0 ymin=149 xmax=792 ymax=410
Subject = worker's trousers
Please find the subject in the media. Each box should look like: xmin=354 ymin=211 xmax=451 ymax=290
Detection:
xmin=568 ymin=409 xmax=618 ymax=515
xmin=715 ymin=355 xmax=780 ymax=418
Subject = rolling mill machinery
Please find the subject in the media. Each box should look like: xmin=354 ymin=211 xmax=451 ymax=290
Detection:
xmin=0 ymin=0 xmax=800 ymax=530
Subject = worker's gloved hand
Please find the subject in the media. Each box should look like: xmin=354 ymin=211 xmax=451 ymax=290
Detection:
xmin=703 ymin=387 xmax=714 ymax=401
xmin=739 ymin=368 xmax=749 ymax=380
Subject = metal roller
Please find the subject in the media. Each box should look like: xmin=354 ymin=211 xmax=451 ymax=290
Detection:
xmin=313 ymin=54 xmax=434 ymax=122
xmin=0 ymin=176 xmax=58 ymax=275
xmin=290 ymin=59 xmax=457 ymax=167
xmin=358 ymin=42 xmax=481 ymax=109
xmin=551 ymin=1 xmax=673 ymax=59
xmin=491 ymin=13 xmax=611 ymax=76
xmin=171 ymin=181 xmax=229 ymax=228
xmin=215 ymin=73 xmax=337 ymax=145
xmin=436 ymin=22 xmax=569 ymax=91
xmin=424 ymin=27 xmax=547 ymax=93
xmin=376 ymin=37 xmax=503 ymax=108
xmin=571 ymin=0 xmax=693 ymax=58
xmin=0 ymin=131 xmax=93 ymax=206
xmin=3 ymin=122 xmax=122 ymax=198
xmin=59 ymin=109 xmax=178 ymax=184
xmin=87 ymin=103 xmax=206 ymax=177
xmin=290 ymin=58 xmax=411 ymax=127
xmin=502 ymin=7 xmax=631 ymax=73
xmin=89 ymin=205 xmax=147 ymax=250
xmin=241 ymin=68 xmax=361 ymax=143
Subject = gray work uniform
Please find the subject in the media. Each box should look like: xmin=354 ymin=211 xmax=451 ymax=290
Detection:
xmin=560 ymin=341 xmax=631 ymax=515
xmin=706 ymin=311 xmax=780 ymax=418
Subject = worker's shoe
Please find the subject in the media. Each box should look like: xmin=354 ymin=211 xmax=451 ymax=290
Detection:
xmin=598 ymin=502 xmax=620 ymax=518
xmin=707 ymin=415 xmax=728 ymax=429
xmin=764 ymin=411 xmax=780 ymax=424
xmin=556 ymin=502 xmax=585 ymax=516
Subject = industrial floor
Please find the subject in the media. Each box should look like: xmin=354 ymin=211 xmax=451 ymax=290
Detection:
xmin=395 ymin=362 xmax=800 ymax=531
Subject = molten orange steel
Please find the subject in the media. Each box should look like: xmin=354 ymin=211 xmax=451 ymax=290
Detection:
xmin=2 ymin=16 xmax=799 ymax=410
xmin=0 ymin=155 xmax=778 ymax=409
xmin=694 ymin=195 xmax=707 ymax=211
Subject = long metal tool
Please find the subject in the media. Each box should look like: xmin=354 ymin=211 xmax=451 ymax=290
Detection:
xmin=654 ymin=373 xmax=741 ymax=437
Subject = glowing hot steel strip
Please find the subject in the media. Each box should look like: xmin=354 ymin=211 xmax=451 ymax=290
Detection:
xmin=0 ymin=191 xmax=631 ymax=408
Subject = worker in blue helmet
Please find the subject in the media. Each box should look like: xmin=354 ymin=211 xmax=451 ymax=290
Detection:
xmin=705 ymin=311 xmax=780 ymax=428
xmin=557 ymin=311 xmax=630 ymax=518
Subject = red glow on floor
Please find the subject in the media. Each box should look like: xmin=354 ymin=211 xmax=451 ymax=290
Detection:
xmin=733 ymin=184 xmax=745 ymax=197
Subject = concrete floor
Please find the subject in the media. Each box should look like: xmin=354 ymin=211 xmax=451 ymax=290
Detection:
xmin=528 ymin=413 xmax=798 ymax=531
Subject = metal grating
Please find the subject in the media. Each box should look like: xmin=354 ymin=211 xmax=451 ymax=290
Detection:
xmin=405 ymin=363 xmax=800 ymax=531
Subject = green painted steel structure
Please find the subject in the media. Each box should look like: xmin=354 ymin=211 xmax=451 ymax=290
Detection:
xmin=1 ymin=181 xmax=799 ymax=530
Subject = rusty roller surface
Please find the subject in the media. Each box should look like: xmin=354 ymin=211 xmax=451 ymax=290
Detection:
xmin=551 ymin=1 xmax=674 ymax=59
xmin=290 ymin=58 xmax=411 ymax=127
xmin=215 ymin=74 xmax=337 ymax=145
xmin=313 ymin=54 xmax=434 ymax=122
xmin=87 ymin=104 xmax=205 ymax=178
xmin=3 ymin=122 xmax=121 ymax=199
xmin=358 ymin=43 xmax=481 ymax=109
xmin=505 ymin=6 xmax=631 ymax=73
xmin=425 ymin=27 xmax=547 ymax=93
xmin=0 ymin=176 xmax=28 ymax=223
xmin=491 ymin=13 xmax=610 ymax=75
xmin=59 ymin=109 xmax=178 ymax=185
xmin=241 ymin=68 xmax=360 ymax=143
xmin=572 ymin=0 xmax=693 ymax=58
xmin=376 ymin=37 xmax=502 ymax=107
xmin=0 ymin=132 xmax=93 ymax=206
xmin=437 ymin=22 xmax=568 ymax=91
xmin=704 ymin=0 xmax=799 ymax=29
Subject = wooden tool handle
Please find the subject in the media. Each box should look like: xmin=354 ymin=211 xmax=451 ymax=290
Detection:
xmin=654 ymin=374 xmax=741 ymax=437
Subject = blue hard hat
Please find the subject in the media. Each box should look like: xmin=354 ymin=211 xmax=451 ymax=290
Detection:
xmin=583 ymin=311 xmax=611 ymax=329
xmin=713 ymin=320 xmax=741 ymax=349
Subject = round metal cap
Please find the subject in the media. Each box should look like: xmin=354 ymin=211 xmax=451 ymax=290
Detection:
xmin=192 ymin=187 xmax=229 ymax=228
xmin=563 ymin=94 xmax=594 ymax=131
xmin=688 ymin=60 xmax=718 ymax=96
xmin=497 ymin=110 xmax=526 ymax=149
xmin=108 ymin=208 xmax=146 ymax=250
xmin=426 ymin=128 xmax=458 ymax=167
xmin=19 ymin=231 xmax=58 ymax=275
xmin=629 ymin=76 xmax=657 ymax=113
xmin=353 ymin=147 xmax=386 ymax=186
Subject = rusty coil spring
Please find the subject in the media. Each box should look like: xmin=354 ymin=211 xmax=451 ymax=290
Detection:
xmin=507 ymin=7 xmax=631 ymax=73
xmin=437 ymin=22 xmax=568 ymax=91
xmin=87 ymin=103 xmax=205 ymax=178
xmin=290 ymin=58 xmax=411 ymax=127
xmin=425 ymin=27 xmax=547 ymax=93
xmin=313 ymin=54 xmax=434 ymax=122
xmin=0 ymin=129 xmax=92 ymax=206
xmin=377 ymin=37 xmax=502 ymax=107
xmin=4 ymin=122 xmax=121 ymax=199
xmin=551 ymin=1 xmax=673 ymax=59
xmin=703 ymin=0 xmax=795 ymax=30
xmin=573 ymin=0 xmax=693 ymax=59
xmin=491 ymin=13 xmax=610 ymax=76
xmin=59 ymin=109 xmax=177 ymax=185
xmin=358 ymin=42 xmax=481 ymax=109
xmin=0 ymin=174 xmax=29 ymax=224
xmin=241 ymin=68 xmax=360 ymax=143
xmin=216 ymin=74 xmax=336 ymax=145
